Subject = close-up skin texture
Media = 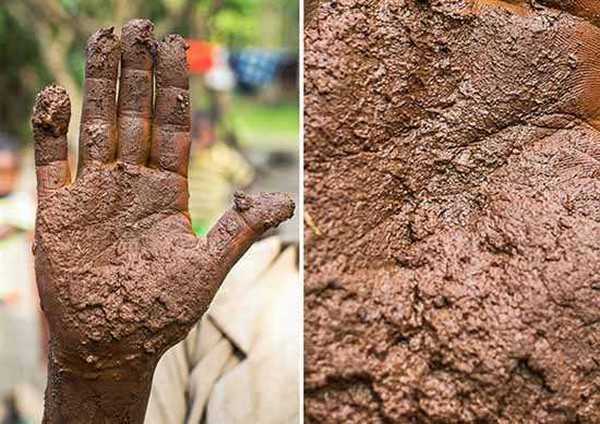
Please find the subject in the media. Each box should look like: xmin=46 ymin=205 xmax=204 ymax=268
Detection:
xmin=31 ymin=19 xmax=294 ymax=423
xmin=304 ymin=0 xmax=600 ymax=423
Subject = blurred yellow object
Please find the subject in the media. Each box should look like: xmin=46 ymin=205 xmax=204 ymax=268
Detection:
xmin=188 ymin=142 xmax=254 ymax=235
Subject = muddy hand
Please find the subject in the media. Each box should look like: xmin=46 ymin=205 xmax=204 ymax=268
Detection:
xmin=32 ymin=19 xmax=293 ymax=424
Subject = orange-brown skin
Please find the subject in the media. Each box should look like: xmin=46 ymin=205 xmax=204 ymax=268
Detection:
xmin=32 ymin=20 xmax=294 ymax=423
xmin=471 ymin=0 xmax=600 ymax=21
xmin=540 ymin=0 xmax=600 ymax=25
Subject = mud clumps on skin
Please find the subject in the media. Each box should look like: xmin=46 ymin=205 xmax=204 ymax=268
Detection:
xmin=234 ymin=191 xmax=254 ymax=211
xmin=85 ymin=27 xmax=120 ymax=78
xmin=154 ymin=35 xmax=189 ymax=90
xmin=304 ymin=1 xmax=600 ymax=423
xmin=234 ymin=191 xmax=295 ymax=231
xmin=32 ymin=86 xmax=71 ymax=167
xmin=32 ymin=86 xmax=71 ymax=137
xmin=33 ymin=17 xmax=296 ymax=423
xmin=121 ymin=19 xmax=155 ymax=66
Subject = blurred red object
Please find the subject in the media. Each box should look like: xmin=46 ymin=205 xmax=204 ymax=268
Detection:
xmin=187 ymin=40 xmax=215 ymax=74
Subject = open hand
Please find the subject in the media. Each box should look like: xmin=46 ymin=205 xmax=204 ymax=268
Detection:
xmin=32 ymin=19 xmax=293 ymax=423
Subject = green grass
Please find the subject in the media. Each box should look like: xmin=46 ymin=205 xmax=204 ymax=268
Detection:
xmin=230 ymin=95 xmax=299 ymax=152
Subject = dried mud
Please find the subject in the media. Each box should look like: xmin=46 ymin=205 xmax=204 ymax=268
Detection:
xmin=32 ymin=19 xmax=294 ymax=423
xmin=304 ymin=1 xmax=600 ymax=422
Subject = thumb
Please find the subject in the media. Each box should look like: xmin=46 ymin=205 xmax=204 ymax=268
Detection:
xmin=204 ymin=191 xmax=295 ymax=282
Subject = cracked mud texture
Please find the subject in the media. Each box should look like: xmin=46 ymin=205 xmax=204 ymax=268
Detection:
xmin=33 ymin=19 xmax=294 ymax=424
xmin=304 ymin=1 xmax=600 ymax=422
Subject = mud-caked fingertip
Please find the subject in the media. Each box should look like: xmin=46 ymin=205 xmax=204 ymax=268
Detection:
xmin=32 ymin=85 xmax=72 ymax=195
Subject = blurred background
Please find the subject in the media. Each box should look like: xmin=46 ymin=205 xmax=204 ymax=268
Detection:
xmin=0 ymin=0 xmax=299 ymax=422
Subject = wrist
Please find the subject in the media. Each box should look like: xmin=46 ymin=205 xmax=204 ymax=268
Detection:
xmin=48 ymin=340 xmax=155 ymax=380
xmin=43 ymin=346 xmax=156 ymax=424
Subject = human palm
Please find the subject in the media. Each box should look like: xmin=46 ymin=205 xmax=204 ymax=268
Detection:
xmin=32 ymin=19 xmax=293 ymax=423
xmin=36 ymin=159 xmax=217 ymax=367
xmin=304 ymin=1 xmax=600 ymax=422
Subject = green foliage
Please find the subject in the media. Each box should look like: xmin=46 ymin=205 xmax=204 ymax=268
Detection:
xmin=212 ymin=7 xmax=256 ymax=46
xmin=68 ymin=47 xmax=86 ymax=87
xmin=139 ymin=1 xmax=169 ymax=24
xmin=231 ymin=96 xmax=299 ymax=152
xmin=210 ymin=0 xmax=299 ymax=49
xmin=0 ymin=0 xmax=298 ymax=145
xmin=0 ymin=8 xmax=52 ymax=140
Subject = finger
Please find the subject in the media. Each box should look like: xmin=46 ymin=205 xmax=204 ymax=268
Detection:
xmin=149 ymin=34 xmax=191 ymax=176
xmin=205 ymin=192 xmax=295 ymax=283
xmin=117 ymin=19 xmax=155 ymax=164
xmin=78 ymin=27 xmax=120 ymax=174
xmin=32 ymin=85 xmax=71 ymax=196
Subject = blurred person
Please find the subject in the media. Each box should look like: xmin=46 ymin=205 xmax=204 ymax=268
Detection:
xmin=146 ymin=236 xmax=300 ymax=424
xmin=0 ymin=393 xmax=20 ymax=424
xmin=0 ymin=132 xmax=43 ymax=423
xmin=0 ymin=386 xmax=42 ymax=424
xmin=187 ymin=110 xmax=255 ymax=235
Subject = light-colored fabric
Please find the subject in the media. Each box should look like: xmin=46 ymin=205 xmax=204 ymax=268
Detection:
xmin=0 ymin=192 xmax=44 ymax=424
xmin=0 ymin=191 xmax=36 ymax=233
xmin=0 ymin=190 xmax=41 ymax=400
xmin=207 ymin=246 xmax=299 ymax=424
xmin=146 ymin=237 xmax=300 ymax=424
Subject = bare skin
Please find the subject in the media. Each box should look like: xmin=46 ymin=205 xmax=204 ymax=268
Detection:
xmin=32 ymin=20 xmax=294 ymax=423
